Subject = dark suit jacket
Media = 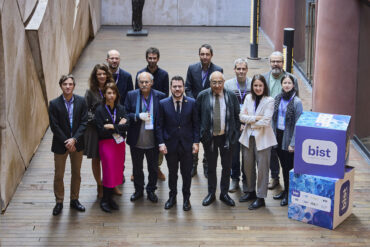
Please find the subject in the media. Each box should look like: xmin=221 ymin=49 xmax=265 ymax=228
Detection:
xmin=185 ymin=62 xmax=223 ymax=99
xmin=49 ymin=94 xmax=88 ymax=154
xmin=135 ymin=66 xmax=169 ymax=97
xmin=196 ymin=88 xmax=240 ymax=149
xmin=115 ymin=68 xmax=133 ymax=106
xmin=94 ymin=103 xmax=130 ymax=140
xmin=124 ymin=89 xmax=166 ymax=147
xmin=156 ymin=96 xmax=200 ymax=153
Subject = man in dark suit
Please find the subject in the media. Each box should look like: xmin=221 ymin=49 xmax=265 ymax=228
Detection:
xmin=124 ymin=72 xmax=166 ymax=203
xmin=156 ymin=76 xmax=200 ymax=211
xmin=185 ymin=44 xmax=223 ymax=178
xmin=106 ymin=49 xmax=134 ymax=106
xmin=135 ymin=47 xmax=170 ymax=181
xmin=196 ymin=71 xmax=240 ymax=207
xmin=48 ymin=74 xmax=88 ymax=216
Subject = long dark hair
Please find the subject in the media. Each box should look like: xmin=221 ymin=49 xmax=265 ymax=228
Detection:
xmin=251 ymin=74 xmax=269 ymax=100
xmin=280 ymin=74 xmax=299 ymax=96
xmin=103 ymin=82 xmax=120 ymax=106
xmin=89 ymin=64 xmax=114 ymax=92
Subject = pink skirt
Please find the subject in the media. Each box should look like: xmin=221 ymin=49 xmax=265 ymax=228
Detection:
xmin=99 ymin=139 xmax=125 ymax=188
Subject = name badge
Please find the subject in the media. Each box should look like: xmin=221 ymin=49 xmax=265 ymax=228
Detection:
xmin=145 ymin=114 xmax=154 ymax=130
xmin=278 ymin=115 xmax=285 ymax=130
xmin=112 ymin=133 xmax=124 ymax=144
xmin=240 ymin=104 xmax=243 ymax=110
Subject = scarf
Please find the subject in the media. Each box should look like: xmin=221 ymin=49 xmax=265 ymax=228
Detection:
xmin=273 ymin=88 xmax=296 ymax=129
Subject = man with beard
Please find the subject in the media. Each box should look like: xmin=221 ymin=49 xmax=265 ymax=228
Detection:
xmin=185 ymin=44 xmax=223 ymax=178
xmin=125 ymin=72 xmax=166 ymax=203
xmin=156 ymin=76 xmax=199 ymax=211
xmin=106 ymin=49 xmax=133 ymax=106
xmin=135 ymin=47 xmax=170 ymax=181
xmin=263 ymin=51 xmax=299 ymax=190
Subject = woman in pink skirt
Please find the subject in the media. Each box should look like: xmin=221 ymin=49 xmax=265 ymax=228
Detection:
xmin=95 ymin=82 xmax=129 ymax=213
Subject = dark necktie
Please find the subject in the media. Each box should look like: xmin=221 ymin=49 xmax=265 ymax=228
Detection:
xmin=176 ymin=101 xmax=181 ymax=115
xmin=213 ymin=94 xmax=221 ymax=134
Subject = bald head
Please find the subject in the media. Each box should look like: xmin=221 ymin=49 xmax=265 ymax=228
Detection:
xmin=209 ymin=71 xmax=225 ymax=95
xmin=106 ymin=49 xmax=121 ymax=73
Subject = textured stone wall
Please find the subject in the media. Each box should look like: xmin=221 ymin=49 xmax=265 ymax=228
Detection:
xmin=101 ymin=0 xmax=251 ymax=26
xmin=0 ymin=0 xmax=101 ymax=212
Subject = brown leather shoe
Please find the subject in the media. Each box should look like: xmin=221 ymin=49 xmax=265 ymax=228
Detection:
xmin=113 ymin=186 xmax=122 ymax=196
xmin=158 ymin=168 xmax=166 ymax=181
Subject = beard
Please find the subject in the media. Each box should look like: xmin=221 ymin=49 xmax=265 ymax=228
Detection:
xmin=271 ymin=67 xmax=282 ymax=77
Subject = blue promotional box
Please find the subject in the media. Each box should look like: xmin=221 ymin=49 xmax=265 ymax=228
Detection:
xmin=294 ymin=111 xmax=351 ymax=179
xmin=288 ymin=167 xmax=354 ymax=230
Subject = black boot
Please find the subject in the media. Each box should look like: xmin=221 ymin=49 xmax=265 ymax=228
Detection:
xmin=280 ymin=190 xmax=289 ymax=206
xmin=100 ymin=186 xmax=111 ymax=213
xmin=108 ymin=188 xmax=119 ymax=210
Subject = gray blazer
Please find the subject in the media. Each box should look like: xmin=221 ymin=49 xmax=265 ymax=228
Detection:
xmin=271 ymin=96 xmax=303 ymax=150
xmin=262 ymin=71 xmax=299 ymax=97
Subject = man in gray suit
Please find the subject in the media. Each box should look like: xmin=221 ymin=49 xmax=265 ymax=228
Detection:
xmin=263 ymin=51 xmax=299 ymax=190
xmin=185 ymin=44 xmax=223 ymax=178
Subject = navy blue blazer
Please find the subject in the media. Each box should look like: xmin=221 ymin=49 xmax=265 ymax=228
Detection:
xmin=49 ymin=94 xmax=88 ymax=154
xmin=185 ymin=62 xmax=223 ymax=99
xmin=114 ymin=68 xmax=133 ymax=106
xmin=124 ymin=89 xmax=166 ymax=147
xmin=156 ymin=96 xmax=200 ymax=153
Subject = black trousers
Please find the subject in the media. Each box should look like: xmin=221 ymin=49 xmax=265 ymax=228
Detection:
xmin=130 ymin=146 xmax=158 ymax=193
xmin=275 ymin=129 xmax=294 ymax=191
xmin=165 ymin=143 xmax=192 ymax=200
xmin=204 ymin=135 xmax=233 ymax=195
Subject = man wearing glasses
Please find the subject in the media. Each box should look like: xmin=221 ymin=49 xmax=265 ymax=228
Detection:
xmin=263 ymin=51 xmax=299 ymax=190
xmin=196 ymin=71 xmax=240 ymax=207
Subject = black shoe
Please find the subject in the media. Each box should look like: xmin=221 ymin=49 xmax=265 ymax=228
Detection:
xmin=202 ymin=193 xmax=216 ymax=206
xmin=147 ymin=191 xmax=158 ymax=203
xmin=70 ymin=200 xmax=85 ymax=212
xmin=130 ymin=191 xmax=143 ymax=201
xmin=220 ymin=193 xmax=235 ymax=206
xmin=100 ymin=201 xmax=111 ymax=213
xmin=109 ymin=198 xmax=119 ymax=210
xmin=183 ymin=199 xmax=191 ymax=211
xmin=52 ymin=203 xmax=63 ymax=216
xmin=203 ymin=164 xmax=208 ymax=178
xmin=280 ymin=193 xmax=289 ymax=206
xmin=248 ymin=198 xmax=265 ymax=210
xmin=273 ymin=191 xmax=286 ymax=200
xmin=164 ymin=196 xmax=177 ymax=209
xmin=191 ymin=166 xmax=197 ymax=177
xmin=239 ymin=191 xmax=257 ymax=202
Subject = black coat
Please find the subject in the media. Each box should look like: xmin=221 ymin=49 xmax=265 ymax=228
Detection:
xmin=185 ymin=62 xmax=223 ymax=99
xmin=124 ymin=89 xmax=166 ymax=147
xmin=49 ymin=94 xmax=88 ymax=154
xmin=196 ymin=88 xmax=240 ymax=149
xmin=94 ymin=103 xmax=129 ymax=140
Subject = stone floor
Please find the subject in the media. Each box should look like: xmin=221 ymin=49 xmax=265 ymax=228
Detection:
xmin=0 ymin=26 xmax=369 ymax=247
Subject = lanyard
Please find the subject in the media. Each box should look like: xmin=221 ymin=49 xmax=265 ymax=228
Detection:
xmin=115 ymin=70 xmax=120 ymax=84
xmin=142 ymin=94 xmax=152 ymax=112
xmin=105 ymin=105 xmax=116 ymax=123
xmin=236 ymin=80 xmax=247 ymax=103
xmin=98 ymin=89 xmax=103 ymax=98
xmin=279 ymin=93 xmax=295 ymax=115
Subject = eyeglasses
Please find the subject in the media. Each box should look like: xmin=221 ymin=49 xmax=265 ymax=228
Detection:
xmin=270 ymin=60 xmax=283 ymax=64
xmin=211 ymin=81 xmax=224 ymax=86
xmin=139 ymin=81 xmax=151 ymax=84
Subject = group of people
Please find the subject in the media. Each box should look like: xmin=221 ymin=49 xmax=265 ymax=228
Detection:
xmin=48 ymin=44 xmax=303 ymax=216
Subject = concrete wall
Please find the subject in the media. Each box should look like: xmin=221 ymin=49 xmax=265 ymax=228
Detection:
xmin=101 ymin=0 xmax=251 ymax=26
xmin=0 ymin=0 xmax=101 ymax=212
